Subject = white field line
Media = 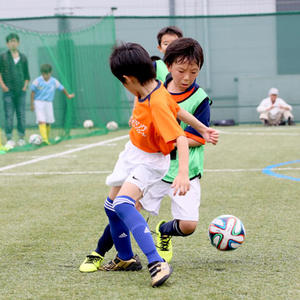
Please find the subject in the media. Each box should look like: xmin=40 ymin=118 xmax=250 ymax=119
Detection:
xmin=204 ymin=167 xmax=300 ymax=172
xmin=1 ymin=167 xmax=299 ymax=176
xmin=0 ymin=171 xmax=111 ymax=176
xmin=16 ymin=155 xmax=79 ymax=159
xmin=219 ymin=130 xmax=300 ymax=136
xmin=0 ymin=135 xmax=129 ymax=172
xmin=63 ymin=143 xmax=117 ymax=148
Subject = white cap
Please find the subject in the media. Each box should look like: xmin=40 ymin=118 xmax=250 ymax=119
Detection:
xmin=269 ymin=88 xmax=279 ymax=95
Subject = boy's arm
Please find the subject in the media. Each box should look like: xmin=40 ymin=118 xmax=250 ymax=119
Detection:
xmin=62 ymin=89 xmax=75 ymax=99
xmin=30 ymin=91 xmax=35 ymax=111
xmin=171 ymin=135 xmax=190 ymax=196
xmin=177 ymin=108 xmax=219 ymax=145
xmin=186 ymin=138 xmax=202 ymax=147
xmin=184 ymin=99 xmax=210 ymax=147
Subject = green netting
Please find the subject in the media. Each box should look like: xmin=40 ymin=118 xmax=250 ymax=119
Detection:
xmin=0 ymin=13 xmax=299 ymax=153
xmin=0 ymin=16 xmax=131 ymax=152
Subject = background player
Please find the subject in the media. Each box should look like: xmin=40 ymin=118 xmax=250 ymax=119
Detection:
xmin=154 ymin=26 xmax=183 ymax=82
xmin=30 ymin=64 xmax=74 ymax=145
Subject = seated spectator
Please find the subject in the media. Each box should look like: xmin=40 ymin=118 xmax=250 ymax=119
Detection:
xmin=257 ymin=88 xmax=294 ymax=126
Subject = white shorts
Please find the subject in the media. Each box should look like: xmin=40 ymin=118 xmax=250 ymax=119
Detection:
xmin=34 ymin=100 xmax=55 ymax=123
xmin=139 ymin=177 xmax=201 ymax=221
xmin=106 ymin=140 xmax=170 ymax=193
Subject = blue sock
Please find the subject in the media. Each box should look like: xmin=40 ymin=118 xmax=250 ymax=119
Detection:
xmin=95 ymin=224 xmax=114 ymax=257
xmin=104 ymin=197 xmax=134 ymax=260
xmin=114 ymin=195 xmax=163 ymax=264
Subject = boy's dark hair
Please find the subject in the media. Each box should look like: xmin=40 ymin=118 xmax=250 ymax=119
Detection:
xmin=110 ymin=43 xmax=156 ymax=85
xmin=157 ymin=26 xmax=183 ymax=46
xmin=150 ymin=55 xmax=161 ymax=62
xmin=163 ymin=38 xmax=204 ymax=69
xmin=6 ymin=33 xmax=20 ymax=43
xmin=40 ymin=64 xmax=52 ymax=74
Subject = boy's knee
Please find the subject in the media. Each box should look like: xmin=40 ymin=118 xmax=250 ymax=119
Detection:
xmin=178 ymin=220 xmax=198 ymax=236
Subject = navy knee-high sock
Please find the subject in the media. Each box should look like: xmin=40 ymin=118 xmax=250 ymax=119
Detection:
xmin=114 ymin=195 xmax=163 ymax=264
xmin=95 ymin=224 xmax=114 ymax=257
xmin=104 ymin=197 xmax=134 ymax=260
xmin=159 ymin=219 xmax=185 ymax=236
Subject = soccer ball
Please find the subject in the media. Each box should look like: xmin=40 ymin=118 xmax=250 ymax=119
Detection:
xmin=29 ymin=134 xmax=42 ymax=145
xmin=106 ymin=121 xmax=118 ymax=130
xmin=83 ymin=120 xmax=94 ymax=129
xmin=208 ymin=215 xmax=246 ymax=251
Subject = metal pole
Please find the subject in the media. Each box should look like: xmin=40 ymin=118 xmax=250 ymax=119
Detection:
xmin=169 ymin=0 xmax=175 ymax=25
xmin=169 ymin=0 xmax=175 ymax=16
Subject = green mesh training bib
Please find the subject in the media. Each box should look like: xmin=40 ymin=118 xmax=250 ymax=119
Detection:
xmin=156 ymin=60 xmax=169 ymax=82
xmin=163 ymin=88 xmax=209 ymax=182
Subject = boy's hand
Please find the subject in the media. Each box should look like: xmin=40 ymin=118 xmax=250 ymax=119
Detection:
xmin=68 ymin=93 xmax=75 ymax=99
xmin=171 ymin=173 xmax=190 ymax=196
xmin=202 ymin=128 xmax=219 ymax=145
xmin=2 ymin=86 xmax=9 ymax=92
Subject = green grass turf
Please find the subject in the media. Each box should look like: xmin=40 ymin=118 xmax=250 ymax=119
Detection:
xmin=0 ymin=125 xmax=299 ymax=299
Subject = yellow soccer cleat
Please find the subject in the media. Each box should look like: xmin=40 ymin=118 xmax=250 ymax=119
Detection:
xmin=79 ymin=251 xmax=104 ymax=273
xmin=155 ymin=220 xmax=173 ymax=263
xmin=0 ymin=145 xmax=7 ymax=154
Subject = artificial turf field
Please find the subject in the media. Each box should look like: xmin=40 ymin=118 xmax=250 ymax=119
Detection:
xmin=0 ymin=125 xmax=299 ymax=299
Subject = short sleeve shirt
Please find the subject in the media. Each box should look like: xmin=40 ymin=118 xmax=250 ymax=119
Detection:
xmin=31 ymin=76 xmax=64 ymax=102
xmin=130 ymin=81 xmax=184 ymax=155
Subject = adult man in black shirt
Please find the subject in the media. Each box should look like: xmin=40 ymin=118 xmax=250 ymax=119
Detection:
xmin=0 ymin=33 xmax=30 ymax=148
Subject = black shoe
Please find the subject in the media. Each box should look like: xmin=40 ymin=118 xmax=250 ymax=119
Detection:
xmin=263 ymin=119 xmax=269 ymax=126
xmin=279 ymin=120 xmax=286 ymax=126
xmin=287 ymin=117 xmax=295 ymax=126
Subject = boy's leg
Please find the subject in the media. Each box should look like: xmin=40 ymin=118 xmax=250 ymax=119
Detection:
xmin=156 ymin=178 xmax=200 ymax=262
xmin=39 ymin=123 xmax=49 ymax=144
xmin=103 ymin=196 xmax=143 ymax=271
xmin=79 ymin=223 xmax=113 ymax=272
xmin=95 ymin=223 xmax=114 ymax=257
xmin=114 ymin=195 xmax=162 ymax=264
xmin=113 ymin=193 xmax=172 ymax=287
xmin=46 ymin=124 xmax=51 ymax=141
xmin=105 ymin=197 xmax=134 ymax=260
xmin=80 ymin=192 xmax=135 ymax=273
xmin=103 ymin=145 xmax=172 ymax=285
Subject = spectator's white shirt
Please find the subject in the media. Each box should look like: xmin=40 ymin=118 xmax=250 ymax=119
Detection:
xmin=257 ymin=97 xmax=292 ymax=116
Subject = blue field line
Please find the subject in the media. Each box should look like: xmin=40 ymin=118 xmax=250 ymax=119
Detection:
xmin=262 ymin=160 xmax=300 ymax=181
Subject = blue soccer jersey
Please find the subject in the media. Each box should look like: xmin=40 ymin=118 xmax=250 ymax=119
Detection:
xmin=31 ymin=76 xmax=64 ymax=102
